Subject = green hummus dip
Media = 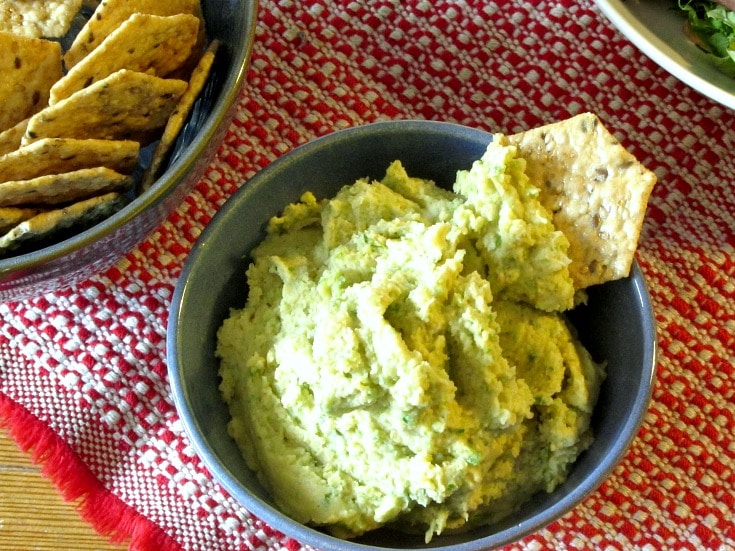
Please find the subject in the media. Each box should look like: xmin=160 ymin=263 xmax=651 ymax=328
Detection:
xmin=216 ymin=136 xmax=605 ymax=541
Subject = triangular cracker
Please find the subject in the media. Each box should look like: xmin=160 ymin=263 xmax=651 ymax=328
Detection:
xmin=0 ymin=138 xmax=139 ymax=183
xmin=0 ymin=206 xmax=41 ymax=234
xmin=0 ymin=118 xmax=28 ymax=157
xmin=0 ymin=32 xmax=63 ymax=132
xmin=50 ymin=13 xmax=200 ymax=104
xmin=0 ymin=192 xmax=128 ymax=254
xmin=64 ymin=0 xmax=203 ymax=69
xmin=141 ymin=40 xmax=219 ymax=191
xmin=23 ymin=69 xmax=188 ymax=146
xmin=0 ymin=167 xmax=132 ymax=207
xmin=505 ymin=112 xmax=657 ymax=289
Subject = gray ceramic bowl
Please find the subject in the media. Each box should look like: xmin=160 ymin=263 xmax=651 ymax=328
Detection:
xmin=0 ymin=0 xmax=258 ymax=302
xmin=168 ymin=120 xmax=657 ymax=550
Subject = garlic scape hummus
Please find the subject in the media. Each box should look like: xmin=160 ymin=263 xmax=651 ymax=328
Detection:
xmin=216 ymin=136 xmax=605 ymax=541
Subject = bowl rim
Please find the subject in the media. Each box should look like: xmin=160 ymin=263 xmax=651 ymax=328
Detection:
xmin=0 ymin=0 xmax=259 ymax=277
xmin=594 ymin=0 xmax=735 ymax=109
xmin=168 ymin=119 xmax=658 ymax=550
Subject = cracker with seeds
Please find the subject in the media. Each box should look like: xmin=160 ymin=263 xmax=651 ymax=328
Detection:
xmin=64 ymin=0 xmax=203 ymax=69
xmin=0 ymin=0 xmax=82 ymax=38
xmin=141 ymin=40 xmax=219 ymax=191
xmin=24 ymin=69 xmax=188 ymax=146
xmin=50 ymin=13 xmax=200 ymax=104
xmin=0 ymin=192 xmax=128 ymax=254
xmin=505 ymin=112 xmax=657 ymax=289
xmin=0 ymin=167 xmax=132 ymax=207
xmin=0 ymin=119 xmax=28 ymax=157
xmin=0 ymin=207 xmax=41 ymax=234
xmin=0 ymin=138 xmax=139 ymax=184
xmin=0 ymin=32 xmax=63 ymax=133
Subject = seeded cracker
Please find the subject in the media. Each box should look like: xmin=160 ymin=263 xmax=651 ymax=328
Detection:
xmin=141 ymin=40 xmax=219 ymax=191
xmin=0 ymin=192 xmax=128 ymax=254
xmin=24 ymin=70 xmax=188 ymax=146
xmin=0 ymin=167 xmax=132 ymax=207
xmin=64 ymin=0 xmax=203 ymax=69
xmin=0 ymin=138 xmax=139 ymax=184
xmin=0 ymin=119 xmax=29 ymax=157
xmin=0 ymin=207 xmax=40 ymax=234
xmin=0 ymin=0 xmax=82 ymax=38
xmin=505 ymin=113 xmax=657 ymax=289
xmin=0 ymin=32 xmax=63 ymax=133
xmin=50 ymin=13 xmax=200 ymax=105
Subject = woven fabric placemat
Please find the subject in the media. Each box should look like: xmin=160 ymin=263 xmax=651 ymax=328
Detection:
xmin=1 ymin=1 xmax=733 ymax=549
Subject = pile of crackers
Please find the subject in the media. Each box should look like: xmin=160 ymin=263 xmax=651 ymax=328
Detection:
xmin=0 ymin=0 xmax=218 ymax=255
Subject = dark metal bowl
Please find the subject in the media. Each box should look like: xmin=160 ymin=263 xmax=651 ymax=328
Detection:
xmin=168 ymin=120 xmax=657 ymax=551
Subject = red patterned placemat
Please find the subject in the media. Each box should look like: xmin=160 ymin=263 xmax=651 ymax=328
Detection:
xmin=1 ymin=1 xmax=734 ymax=549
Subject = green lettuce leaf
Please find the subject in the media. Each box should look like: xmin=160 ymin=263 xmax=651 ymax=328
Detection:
xmin=679 ymin=0 xmax=735 ymax=77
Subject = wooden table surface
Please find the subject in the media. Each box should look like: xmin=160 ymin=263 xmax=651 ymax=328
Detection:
xmin=0 ymin=428 xmax=128 ymax=551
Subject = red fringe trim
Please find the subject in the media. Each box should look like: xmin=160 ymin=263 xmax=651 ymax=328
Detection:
xmin=0 ymin=391 xmax=182 ymax=551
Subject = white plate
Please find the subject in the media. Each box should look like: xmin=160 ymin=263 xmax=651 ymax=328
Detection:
xmin=595 ymin=0 xmax=735 ymax=109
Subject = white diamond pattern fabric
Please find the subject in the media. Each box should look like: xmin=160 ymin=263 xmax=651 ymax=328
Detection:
xmin=0 ymin=1 xmax=733 ymax=550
